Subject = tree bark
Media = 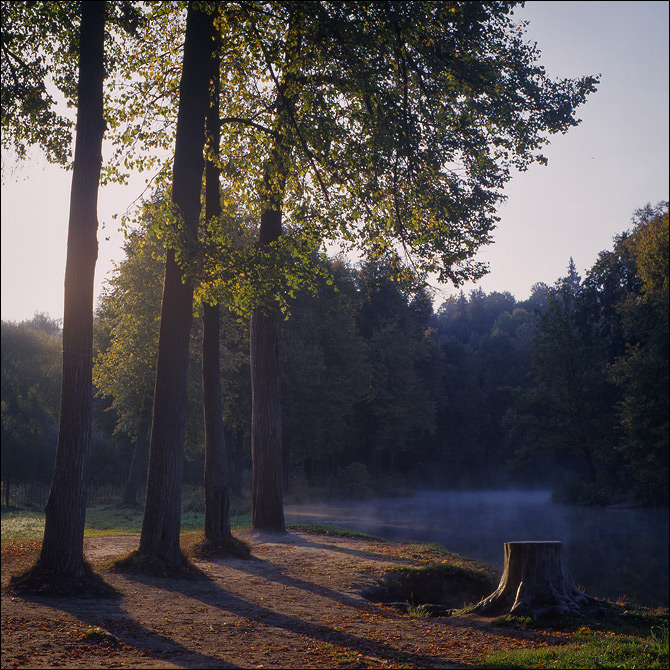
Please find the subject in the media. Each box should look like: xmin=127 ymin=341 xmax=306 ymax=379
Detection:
xmin=39 ymin=0 xmax=106 ymax=580
xmin=201 ymin=24 xmax=233 ymax=544
xmin=250 ymin=198 xmax=286 ymax=531
xmin=472 ymin=541 xmax=600 ymax=618
xmin=203 ymin=303 xmax=231 ymax=540
xmin=251 ymin=302 xmax=285 ymax=530
xmin=138 ymin=2 xmax=213 ymax=569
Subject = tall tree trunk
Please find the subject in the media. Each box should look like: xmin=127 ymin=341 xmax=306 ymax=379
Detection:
xmin=39 ymin=0 xmax=106 ymax=580
xmin=203 ymin=304 xmax=231 ymax=540
xmin=251 ymin=206 xmax=285 ymax=531
xmin=138 ymin=2 xmax=213 ymax=569
xmin=202 ymin=30 xmax=232 ymax=543
xmin=249 ymin=9 xmax=303 ymax=532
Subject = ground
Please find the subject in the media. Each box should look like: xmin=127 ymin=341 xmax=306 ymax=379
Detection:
xmin=1 ymin=530 xmax=573 ymax=669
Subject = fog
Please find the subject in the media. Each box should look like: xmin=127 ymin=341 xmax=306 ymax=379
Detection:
xmin=285 ymin=489 xmax=669 ymax=608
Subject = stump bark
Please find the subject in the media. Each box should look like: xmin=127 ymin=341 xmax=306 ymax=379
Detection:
xmin=472 ymin=541 xmax=599 ymax=619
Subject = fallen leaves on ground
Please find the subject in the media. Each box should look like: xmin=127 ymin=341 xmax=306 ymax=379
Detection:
xmin=3 ymin=530 xmax=580 ymax=669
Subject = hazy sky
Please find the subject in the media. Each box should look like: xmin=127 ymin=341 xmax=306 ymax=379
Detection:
xmin=2 ymin=1 xmax=669 ymax=323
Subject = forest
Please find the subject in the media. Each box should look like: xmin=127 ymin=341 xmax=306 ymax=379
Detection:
xmin=1 ymin=1 xmax=667 ymax=595
xmin=3 ymin=200 xmax=668 ymax=511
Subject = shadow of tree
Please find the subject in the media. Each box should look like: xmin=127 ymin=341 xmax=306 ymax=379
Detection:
xmin=132 ymin=560 xmax=442 ymax=667
xmin=13 ymin=586 xmax=239 ymax=669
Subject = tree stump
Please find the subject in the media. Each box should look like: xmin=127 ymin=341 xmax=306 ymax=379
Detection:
xmin=472 ymin=541 xmax=600 ymax=619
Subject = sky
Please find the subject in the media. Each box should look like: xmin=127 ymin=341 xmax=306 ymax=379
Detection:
xmin=1 ymin=1 xmax=669 ymax=323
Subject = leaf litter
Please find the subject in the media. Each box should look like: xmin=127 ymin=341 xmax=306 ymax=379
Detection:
xmin=3 ymin=530 xmax=575 ymax=668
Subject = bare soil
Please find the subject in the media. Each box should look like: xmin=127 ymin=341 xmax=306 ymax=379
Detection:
xmin=2 ymin=530 xmax=572 ymax=668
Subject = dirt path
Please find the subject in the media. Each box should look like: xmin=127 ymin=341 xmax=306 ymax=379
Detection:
xmin=2 ymin=530 xmax=571 ymax=668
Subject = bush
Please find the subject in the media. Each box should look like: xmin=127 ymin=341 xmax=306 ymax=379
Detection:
xmin=552 ymin=477 xmax=613 ymax=506
xmin=334 ymin=462 xmax=374 ymax=500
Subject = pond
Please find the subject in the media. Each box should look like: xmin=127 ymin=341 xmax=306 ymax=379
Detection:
xmin=285 ymin=489 xmax=669 ymax=608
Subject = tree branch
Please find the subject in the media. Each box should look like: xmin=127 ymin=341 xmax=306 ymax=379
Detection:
xmin=219 ymin=116 xmax=277 ymax=138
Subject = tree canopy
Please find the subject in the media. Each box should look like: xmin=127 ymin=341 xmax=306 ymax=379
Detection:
xmin=99 ymin=1 xmax=599 ymax=307
xmin=1 ymin=0 xmax=141 ymax=166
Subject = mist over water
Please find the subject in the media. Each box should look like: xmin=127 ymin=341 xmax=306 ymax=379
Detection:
xmin=285 ymin=489 xmax=669 ymax=608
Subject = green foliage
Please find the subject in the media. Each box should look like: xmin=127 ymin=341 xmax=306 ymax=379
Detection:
xmin=1 ymin=316 xmax=62 ymax=480
xmin=103 ymin=1 xmax=598 ymax=299
xmin=93 ymin=216 xmax=165 ymax=438
xmin=608 ymin=203 xmax=669 ymax=505
xmin=1 ymin=1 xmax=78 ymax=163
xmin=513 ymin=259 xmax=616 ymax=483
xmin=1 ymin=1 xmax=143 ymax=167
xmin=333 ymin=462 xmax=374 ymax=500
xmin=197 ymin=225 xmax=333 ymax=318
xmin=551 ymin=477 xmax=613 ymax=507
xmin=262 ymin=0 xmax=599 ymax=287
xmin=509 ymin=202 xmax=669 ymax=506
xmin=280 ymin=258 xmax=367 ymax=477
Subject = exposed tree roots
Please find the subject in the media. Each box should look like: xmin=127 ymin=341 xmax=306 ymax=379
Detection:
xmin=472 ymin=541 xmax=608 ymax=620
xmin=189 ymin=535 xmax=252 ymax=560
xmin=8 ymin=558 xmax=119 ymax=597
xmin=108 ymin=549 xmax=208 ymax=579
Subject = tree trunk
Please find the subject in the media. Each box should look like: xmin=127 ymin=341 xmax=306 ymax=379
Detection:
xmin=39 ymin=0 xmax=106 ymax=580
xmin=123 ymin=394 xmax=152 ymax=505
xmin=472 ymin=541 xmax=600 ymax=619
xmin=251 ymin=301 xmax=285 ymax=531
xmin=138 ymin=2 xmax=212 ymax=570
xmin=203 ymin=303 xmax=231 ymax=541
xmin=201 ymin=25 xmax=232 ymax=544
xmin=250 ymin=202 xmax=285 ymax=531
xmin=249 ymin=177 xmax=286 ymax=533
xmin=248 ymin=15 xmax=302 ymax=532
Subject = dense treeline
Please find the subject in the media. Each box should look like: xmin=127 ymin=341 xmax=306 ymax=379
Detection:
xmin=2 ymin=202 xmax=667 ymax=507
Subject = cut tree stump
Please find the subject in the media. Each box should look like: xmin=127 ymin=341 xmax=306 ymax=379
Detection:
xmin=472 ymin=541 xmax=601 ymax=619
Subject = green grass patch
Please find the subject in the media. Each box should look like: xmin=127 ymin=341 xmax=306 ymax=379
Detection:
xmin=480 ymin=623 xmax=669 ymax=669
xmin=488 ymin=602 xmax=669 ymax=636
xmin=2 ymin=505 xmax=254 ymax=544
xmin=287 ymin=523 xmax=382 ymax=541
xmin=1 ymin=509 xmax=45 ymax=542
xmin=364 ymin=557 xmax=499 ymax=610
xmin=84 ymin=505 xmax=144 ymax=535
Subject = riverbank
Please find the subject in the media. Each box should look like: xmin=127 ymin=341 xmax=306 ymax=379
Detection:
xmin=2 ymin=528 xmax=667 ymax=668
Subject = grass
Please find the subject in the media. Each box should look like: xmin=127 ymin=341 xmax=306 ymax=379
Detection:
xmin=1 ymin=509 xmax=45 ymax=543
xmin=480 ymin=605 xmax=669 ymax=669
xmin=364 ymin=558 xmax=499 ymax=610
xmin=405 ymin=603 xmax=432 ymax=618
xmin=480 ymin=623 xmax=669 ymax=668
xmin=286 ymin=523 xmax=382 ymax=541
xmin=1 ymin=503 xmax=253 ymax=544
